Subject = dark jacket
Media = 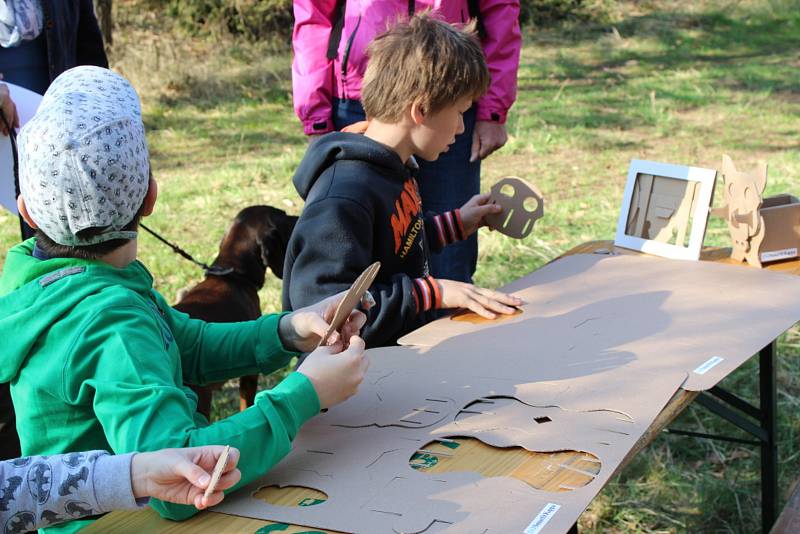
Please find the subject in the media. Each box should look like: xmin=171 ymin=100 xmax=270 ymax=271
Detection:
xmin=43 ymin=0 xmax=108 ymax=80
xmin=282 ymin=133 xmax=466 ymax=347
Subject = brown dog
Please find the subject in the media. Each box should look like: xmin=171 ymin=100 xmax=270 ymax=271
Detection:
xmin=174 ymin=205 xmax=298 ymax=419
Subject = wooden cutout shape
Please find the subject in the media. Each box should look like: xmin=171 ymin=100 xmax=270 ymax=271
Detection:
xmin=615 ymin=160 xmax=716 ymax=260
xmin=318 ymin=262 xmax=381 ymax=347
xmin=204 ymin=445 xmax=230 ymax=499
xmin=485 ymin=177 xmax=544 ymax=239
xmin=710 ymin=155 xmax=768 ymax=268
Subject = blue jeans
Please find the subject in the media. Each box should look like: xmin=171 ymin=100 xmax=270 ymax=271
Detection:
xmin=332 ymin=99 xmax=480 ymax=283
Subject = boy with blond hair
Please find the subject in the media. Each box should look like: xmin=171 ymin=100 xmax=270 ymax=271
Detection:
xmin=0 ymin=66 xmax=368 ymax=533
xmin=283 ymin=14 xmax=521 ymax=347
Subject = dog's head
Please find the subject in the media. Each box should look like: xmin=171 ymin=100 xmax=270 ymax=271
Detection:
xmin=214 ymin=205 xmax=298 ymax=287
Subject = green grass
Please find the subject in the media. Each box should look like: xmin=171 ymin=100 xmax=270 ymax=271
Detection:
xmin=2 ymin=0 xmax=800 ymax=531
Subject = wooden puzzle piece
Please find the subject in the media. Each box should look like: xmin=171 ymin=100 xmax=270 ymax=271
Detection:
xmin=485 ymin=177 xmax=544 ymax=239
xmin=318 ymin=261 xmax=380 ymax=347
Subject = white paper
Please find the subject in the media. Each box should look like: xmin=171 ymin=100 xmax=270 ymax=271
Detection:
xmin=524 ymin=503 xmax=561 ymax=534
xmin=761 ymin=248 xmax=798 ymax=263
xmin=1 ymin=83 xmax=43 ymax=215
xmin=693 ymin=356 xmax=724 ymax=375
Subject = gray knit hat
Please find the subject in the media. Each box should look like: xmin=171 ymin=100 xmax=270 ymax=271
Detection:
xmin=18 ymin=66 xmax=150 ymax=246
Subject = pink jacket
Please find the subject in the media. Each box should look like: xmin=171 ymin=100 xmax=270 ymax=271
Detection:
xmin=292 ymin=0 xmax=521 ymax=135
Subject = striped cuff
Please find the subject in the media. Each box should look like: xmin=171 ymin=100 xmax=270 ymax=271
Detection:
xmin=432 ymin=210 xmax=467 ymax=248
xmin=412 ymin=276 xmax=442 ymax=313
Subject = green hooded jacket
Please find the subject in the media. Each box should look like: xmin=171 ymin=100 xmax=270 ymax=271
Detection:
xmin=0 ymin=240 xmax=320 ymax=533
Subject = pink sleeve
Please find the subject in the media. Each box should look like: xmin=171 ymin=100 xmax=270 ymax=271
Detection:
xmin=475 ymin=0 xmax=521 ymax=124
xmin=292 ymin=0 xmax=339 ymax=135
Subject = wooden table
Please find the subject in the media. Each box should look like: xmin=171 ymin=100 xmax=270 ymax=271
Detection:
xmin=85 ymin=241 xmax=800 ymax=534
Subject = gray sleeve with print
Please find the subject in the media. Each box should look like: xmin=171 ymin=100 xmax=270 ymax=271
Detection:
xmin=0 ymin=451 xmax=147 ymax=532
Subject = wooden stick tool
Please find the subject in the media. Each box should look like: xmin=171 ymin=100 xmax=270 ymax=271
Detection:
xmin=318 ymin=262 xmax=381 ymax=347
xmin=203 ymin=445 xmax=231 ymax=499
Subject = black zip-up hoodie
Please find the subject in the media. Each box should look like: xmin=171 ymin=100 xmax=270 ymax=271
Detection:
xmin=282 ymin=133 xmax=467 ymax=347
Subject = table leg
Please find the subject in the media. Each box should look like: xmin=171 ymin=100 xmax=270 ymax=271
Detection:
xmin=760 ymin=341 xmax=778 ymax=533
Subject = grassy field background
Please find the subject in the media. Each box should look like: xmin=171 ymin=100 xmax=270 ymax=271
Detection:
xmin=1 ymin=0 xmax=799 ymax=531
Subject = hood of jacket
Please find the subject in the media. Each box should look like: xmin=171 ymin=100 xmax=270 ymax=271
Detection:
xmin=292 ymin=132 xmax=411 ymax=200
xmin=0 ymin=238 xmax=154 ymax=383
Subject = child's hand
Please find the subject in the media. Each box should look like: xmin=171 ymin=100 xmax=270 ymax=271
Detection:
xmin=279 ymin=291 xmax=370 ymax=353
xmin=297 ymin=336 xmax=369 ymax=409
xmin=130 ymin=446 xmax=241 ymax=510
xmin=459 ymin=193 xmax=502 ymax=236
xmin=437 ymin=279 xmax=522 ymax=319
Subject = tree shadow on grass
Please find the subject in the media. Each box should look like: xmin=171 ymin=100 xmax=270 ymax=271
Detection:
xmin=518 ymin=7 xmax=800 ymax=134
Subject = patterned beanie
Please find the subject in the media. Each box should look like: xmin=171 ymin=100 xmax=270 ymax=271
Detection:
xmin=18 ymin=66 xmax=150 ymax=246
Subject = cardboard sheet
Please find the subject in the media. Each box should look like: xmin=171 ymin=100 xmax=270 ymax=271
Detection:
xmin=398 ymin=253 xmax=800 ymax=392
xmin=214 ymin=253 xmax=800 ymax=532
xmin=215 ymin=359 xmax=686 ymax=533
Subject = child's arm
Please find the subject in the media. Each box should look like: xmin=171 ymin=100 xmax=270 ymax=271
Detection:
xmin=69 ymin=308 xmax=365 ymax=521
xmin=161 ymin=298 xmax=299 ymax=387
xmin=286 ymin=197 xmax=434 ymax=346
xmin=162 ymin=291 xmax=365 ymax=387
xmin=425 ymin=193 xmax=501 ymax=252
xmin=0 ymin=451 xmax=143 ymax=530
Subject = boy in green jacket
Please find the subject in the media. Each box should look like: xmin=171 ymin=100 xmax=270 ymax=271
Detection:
xmin=0 ymin=66 xmax=368 ymax=534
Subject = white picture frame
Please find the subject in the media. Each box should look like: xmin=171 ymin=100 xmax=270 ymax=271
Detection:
xmin=614 ymin=159 xmax=717 ymax=261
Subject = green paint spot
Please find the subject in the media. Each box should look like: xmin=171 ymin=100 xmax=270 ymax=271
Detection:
xmin=439 ymin=440 xmax=461 ymax=450
xmin=298 ymin=497 xmax=326 ymax=507
xmin=254 ymin=525 xmax=289 ymax=533
xmin=409 ymin=453 xmax=439 ymax=470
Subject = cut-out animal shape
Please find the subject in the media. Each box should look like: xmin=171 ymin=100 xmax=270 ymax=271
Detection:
xmin=710 ymin=155 xmax=768 ymax=267
xmin=485 ymin=177 xmax=544 ymax=239
xmin=175 ymin=205 xmax=298 ymax=418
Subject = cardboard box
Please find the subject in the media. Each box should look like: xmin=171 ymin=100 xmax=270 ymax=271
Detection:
xmin=759 ymin=194 xmax=800 ymax=263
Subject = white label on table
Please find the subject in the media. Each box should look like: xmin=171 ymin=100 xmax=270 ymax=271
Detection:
xmin=524 ymin=503 xmax=561 ymax=534
xmin=761 ymin=248 xmax=798 ymax=263
xmin=693 ymin=356 xmax=724 ymax=375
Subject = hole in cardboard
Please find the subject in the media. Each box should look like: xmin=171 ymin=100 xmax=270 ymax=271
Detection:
xmin=624 ymin=173 xmax=700 ymax=247
xmin=253 ymin=485 xmax=328 ymax=507
xmin=523 ymin=196 xmax=539 ymax=213
xmin=534 ymin=416 xmax=552 ymax=424
xmin=499 ymin=183 xmax=515 ymax=197
xmin=450 ymin=307 xmax=523 ymax=324
xmin=502 ymin=209 xmax=515 ymax=228
xmin=408 ymin=437 xmax=600 ymax=492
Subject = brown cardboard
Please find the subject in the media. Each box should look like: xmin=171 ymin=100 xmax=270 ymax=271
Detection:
xmin=399 ymin=254 xmax=800 ymax=392
xmin=213 ymin=253 xmax=800 ymax=532
xmin=758 ymin=195 xmax=800 ymax=264
xmin=214 ymin=356 xmax=686 ymax=533
xmin=485 ymin=177 xmax=544 ymax=239
xmin=318 ymin=262 xmax=380 ymax=347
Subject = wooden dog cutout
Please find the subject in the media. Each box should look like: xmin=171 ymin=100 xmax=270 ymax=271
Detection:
xmin=174 ymin=205 xmax=298 ymax=418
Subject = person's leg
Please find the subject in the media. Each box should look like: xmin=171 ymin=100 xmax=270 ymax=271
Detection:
xmin=417 ymin=106 xmax=480 ymax=283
